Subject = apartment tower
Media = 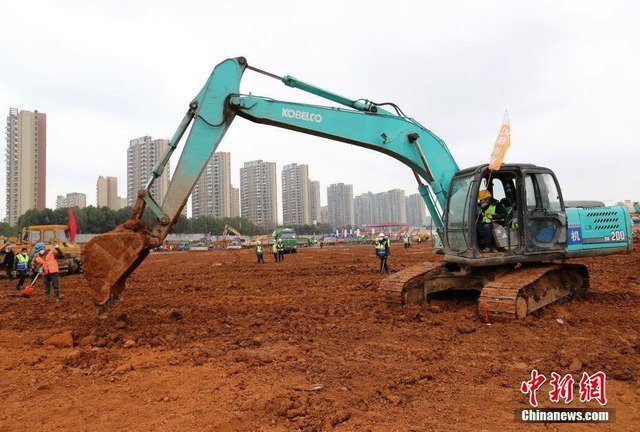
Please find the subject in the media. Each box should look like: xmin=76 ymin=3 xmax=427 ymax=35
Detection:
xmin=5 ymin=108 xmax=46 ymax=225
xmin=308 ymin=180 xmax=321 ymax=225
xmin=97 ymin=176 xmax=118 ymax=209
xmin=354 ymin=192 xmax=375 ymax=226
xmin=126 ymin=136 xmax=170 ymax=207
xmin=282 ymin=163 xmax=310 ymax=226
xmin=56 ymin=192 xmax=87 ymax=209
xmin=230 ymin=187 xmax=239 ymax=217
xmin=327 ymin=183 xmax=354 ymax=229
xmin=240 ymin=160 xmax=277 ymax=229
xmin=191 ymin=152 xmax=233 ymax=218
xmin=406 ymin=193 xmax=427 ymax=227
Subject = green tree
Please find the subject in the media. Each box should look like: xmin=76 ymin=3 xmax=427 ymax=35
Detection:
xmin=0 ymin=222 xmax=18 ymax=237
xmin=17 ymin=209 xmax=42 ymax=227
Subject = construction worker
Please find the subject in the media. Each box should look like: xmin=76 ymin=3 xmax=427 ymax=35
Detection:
xmin=276 ymin=239 xmax=285 ymax=262
xmin=3 ymin=247 xmax=15 ymax=279
xmin=255 ymin=240 xmax=265 ymax=264
xmin=271 ymin=241 xmax=279 ymax=262
xmin=374 ymin=233 xmax=391 ymax=274
xmin=14 ymin=247 xmax=29 ymax=291
xmin=33 ymin=242 xmax=64 ymax=301
xmin=403 ymin=235 xmax=411 ymax=249
xmin=476 ymin=189 xmax=507 ymax=252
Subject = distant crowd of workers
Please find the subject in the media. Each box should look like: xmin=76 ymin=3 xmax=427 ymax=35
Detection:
xmin=254 ymin=239 xmax=287 ymax=263
xmin=2 ymin=232 xmax=427 ymax=301
xmin=3 ymin=242 xmax=64 ymax=301
xmin=254 ymin=232 xmax=426 ymax=274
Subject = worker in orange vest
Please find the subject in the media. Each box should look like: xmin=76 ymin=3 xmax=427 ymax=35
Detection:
xmin=33 ymin=242 xmax=64 ymax=301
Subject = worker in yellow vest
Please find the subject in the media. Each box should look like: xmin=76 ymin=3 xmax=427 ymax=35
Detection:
xmin=374 ymin=233 xmax=391 ymax=274
xmin=14 ymin=247 xmax=30 ymax=291
xmin=476 ymin=190 xmax=507 ymax=252
xmin=255 ymin=240 xmax=265 ymax=264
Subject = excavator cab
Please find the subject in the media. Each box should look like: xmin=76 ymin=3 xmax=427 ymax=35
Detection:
xmin=443 ymin=163 xmax=568 ymax=265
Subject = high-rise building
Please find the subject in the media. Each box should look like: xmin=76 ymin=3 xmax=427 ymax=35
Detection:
xmin=386 ymin=189 xmax=406 ymax=223
xmin=126 ymin=136 xmax=170 ymax=208
xmin=327 ymin=183 xmax=354 ymax=229
xmin=117 ymin=197 xmax=128 ymax=210
xmin=5 ymin=108 xmax=46 ymax=225
xmin=191 ymin=152 xmax=233 ymax=218
xmin=282 ymin=163 xmax=310 ymax=225
xmin=354 ymin=189 xmax=409 ymax=226
xmin=56 ymin=192 xmax=86 ymax=209
xmin=97 ymin=176 xmax=118 ymax=209
xmin=240 ymin=160 xmax=277 ymax=229
xmin=371 ymin=189 xmax=406 ymax=224
xmin=320 ymin=205 xmax=329 ymax=224
xmin=230 ymin=187 xmax=239 ymax=218
xmin=309 ymin=180 xmax=321 ymax=225
xmin=354 ymin=192 xmax=375 ymax=226
xmin=406 ymin=193 xmax=427 ymax=227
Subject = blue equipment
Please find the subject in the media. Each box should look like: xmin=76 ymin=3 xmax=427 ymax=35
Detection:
xmin=82 ymin=57 xmax=632 ymax=319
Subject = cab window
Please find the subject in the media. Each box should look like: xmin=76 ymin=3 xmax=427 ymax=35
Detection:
xmin=28 ymin=230 xmax=41 ymax=243
xmin=57 ymin=229 xmax=69 ymax=242
xmin=525 ymin=173 xmax=562 ymax=212
xmin=43 ymin=229 xmax=55 ymax=243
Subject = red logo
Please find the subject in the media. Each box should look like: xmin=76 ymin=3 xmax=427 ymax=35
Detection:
xmin=520 ymin=369 xmax=547 ymax=407
xmin=521 ymin=371 xmax=607 ymax=407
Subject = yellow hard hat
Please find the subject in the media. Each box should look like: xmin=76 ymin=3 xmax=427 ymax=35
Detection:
xmin=478 ymin=190 xmax=492 ymax=200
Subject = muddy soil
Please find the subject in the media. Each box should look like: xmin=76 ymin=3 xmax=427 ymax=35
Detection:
xmin=0 ymin=243 xmax=638 ymax=431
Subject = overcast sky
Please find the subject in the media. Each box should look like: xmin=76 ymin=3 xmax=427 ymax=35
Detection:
xmin=1 ymin=0 xmax=638 ymax=220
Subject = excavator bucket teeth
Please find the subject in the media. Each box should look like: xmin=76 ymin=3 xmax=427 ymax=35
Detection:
xmin=82 ymin=220 xmax=152 ymax=308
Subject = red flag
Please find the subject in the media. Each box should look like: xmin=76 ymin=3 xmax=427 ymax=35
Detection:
xmin=68 ymin=207 xmax=77 ymax=243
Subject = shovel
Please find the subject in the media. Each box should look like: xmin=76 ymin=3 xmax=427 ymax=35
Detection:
xmin=22 ymin=270 xmax=42 ymax=298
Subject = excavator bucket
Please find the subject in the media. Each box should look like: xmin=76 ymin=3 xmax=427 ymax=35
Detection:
xmin=82 ymin=219 xmax=152 ymax=310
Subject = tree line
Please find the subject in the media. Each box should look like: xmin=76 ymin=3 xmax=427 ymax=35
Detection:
xmin=0 ymin=206 xmax=337 ymax=237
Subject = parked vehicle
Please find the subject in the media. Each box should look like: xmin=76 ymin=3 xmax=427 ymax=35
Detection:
xmin=0 ymin=225 xmax=82 ymax=274
xmin=273 ymin=227 xmax=297 ymax=253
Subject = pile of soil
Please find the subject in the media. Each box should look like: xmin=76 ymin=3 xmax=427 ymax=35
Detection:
xmin=0 ymin=243 xmax=638 ymax=431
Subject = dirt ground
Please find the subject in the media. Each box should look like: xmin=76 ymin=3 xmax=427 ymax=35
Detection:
xmin=0 ymin=242 xmax=638 ymax=431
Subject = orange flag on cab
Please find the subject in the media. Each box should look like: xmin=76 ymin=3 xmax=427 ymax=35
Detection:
xmin=488 ymin=111 xmax=510 ymax=171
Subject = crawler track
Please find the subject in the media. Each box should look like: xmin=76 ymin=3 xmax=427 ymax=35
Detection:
xmin=378 ymin=262 xmax=445 ymax=304
xmin=478 ymin=263 xmax=589 ymax=321
xmin=380 ymin=261 xmax=589 ymax=321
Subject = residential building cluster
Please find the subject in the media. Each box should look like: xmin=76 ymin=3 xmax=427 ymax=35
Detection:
xmin=4 ymin=108 xmax=429 ymax=230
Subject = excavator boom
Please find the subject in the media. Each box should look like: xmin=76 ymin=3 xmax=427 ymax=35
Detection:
xmin=82 ymin=56 xmax=459 ymax=309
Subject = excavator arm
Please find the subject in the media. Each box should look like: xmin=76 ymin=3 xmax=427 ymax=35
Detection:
xmin=82 ymin=56 xmax=459 ymax=310
xmin=223 ymin=224 xmax=243 ymax=238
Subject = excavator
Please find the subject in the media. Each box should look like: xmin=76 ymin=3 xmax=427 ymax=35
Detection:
xmin=82 ymin=57 xmax=633 ymax=319
xmin=222 ymin=224 xmax=246 ymax=248
xmin=207 ymin=224 xmax=245 ymax=249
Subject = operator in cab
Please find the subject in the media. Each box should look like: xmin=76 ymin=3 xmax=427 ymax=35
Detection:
xmin=476 ymin=190 xmax=507 ymax=253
